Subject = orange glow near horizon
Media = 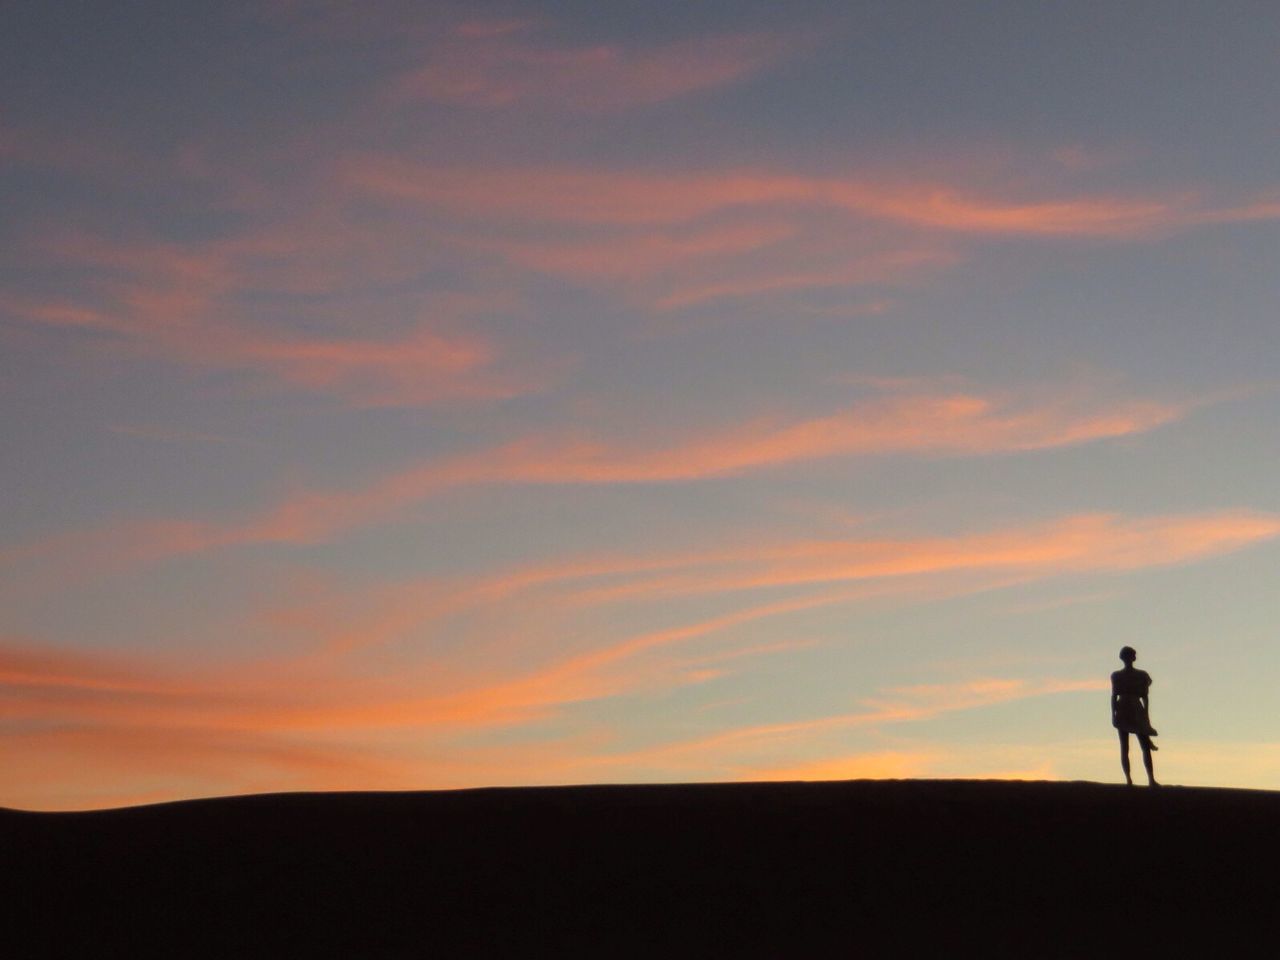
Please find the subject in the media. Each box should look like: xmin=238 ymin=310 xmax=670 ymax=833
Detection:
xmin=4 ymin=506 xmax=1277 ymax=808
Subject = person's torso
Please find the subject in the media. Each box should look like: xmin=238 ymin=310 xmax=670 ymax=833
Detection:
xmin=1111 ymin=668 xmax=1150 ymax=697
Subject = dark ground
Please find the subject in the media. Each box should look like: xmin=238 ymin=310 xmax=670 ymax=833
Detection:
xmin=4 ymin=779 xmax=1279 ymax=957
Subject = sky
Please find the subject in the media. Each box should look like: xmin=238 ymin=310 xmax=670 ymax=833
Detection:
xmin=2 ymin=1 xmax=1278 ymax=810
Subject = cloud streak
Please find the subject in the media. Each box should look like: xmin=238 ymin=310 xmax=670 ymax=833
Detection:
xmin=17 ymin=508 xmax=1268 ymax=724
xmin=344 ymin=159 xmax=1280 ymax=308
xmin=348 ymin=161 xmax=1280 ymax=237
xmin=0 ymin=386 xmax=1190 ymax=577
xmin=170 ymin=389 xmax=1193 ymax=550
xmin=4 ymin=500 xmax=1276 ymax=808
xmin=571 ymin=675 xmax=1104 ymax=780
xmin=290 ymin=508 xmax=1280 ymax=663
xmin=394 ymin=25 xmax=798 ymax=110
xmin=6 ymin=225 xmax=543 ymax=407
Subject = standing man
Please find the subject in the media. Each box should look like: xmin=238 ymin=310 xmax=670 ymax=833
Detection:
xmin=1111 ymin=646 xmax=1159 ymax=787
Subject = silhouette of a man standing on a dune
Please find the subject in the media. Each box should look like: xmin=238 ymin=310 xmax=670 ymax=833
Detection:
xmin=1112 ymin=646 xmax=1159 ymax=787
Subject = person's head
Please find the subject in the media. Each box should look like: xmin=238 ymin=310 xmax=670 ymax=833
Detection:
xmin=1119 ymin=646 xmax=1137 ymax=665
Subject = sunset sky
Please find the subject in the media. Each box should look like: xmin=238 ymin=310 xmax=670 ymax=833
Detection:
xmin=3 ymin=1 xmax=1278 ymax=809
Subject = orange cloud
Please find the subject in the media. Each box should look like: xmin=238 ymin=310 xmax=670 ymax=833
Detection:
xmin=394 ymin=27 xmax=797 ymax=110
xmin=0 ymin=603 xmax=817 ymax=808
xmin=10 ymin=395 xmax=1194 ymax=592
xmin=0 ymin=387 xmax=1190 ymax=584
xmin=2 ymin=495 xmax=1273 ymax=808
xmin=240 ymin=507 xmax=1280 ymax=679
xmin=0 ymin=650 xmax=1107 ymax=809
xmin=6 ymin=509 xmax=1269 ymax=771
xmin=3 ymin=592 xmax=788 ymax=736
xmin=341 ymin=160 xmax=1280 ymax=308
xmin=0 ymin=722 xmax=411 ymax=811
xmin=268 ymin=509 xmax=1280 ymax=676
xmin=481 ymin=212 xmax=954 ymax=309
xmin=347 ymin=162 xmax=805 ymax=225
xmin=11 ymin=229 xmax=542 ymax=407
xmin=347 ymin=161 xmax=1279 ymax=237
xmin=0 ymin=614 xmax=1096 ymax=809
xmin=191 ymin=594 xmax=834 ymax=734
xmin=650 ymin=248 xmax=953 ymax=309
xmin=496 ymin=220 xmax=800 ymax=279
xmin=0 ymin=644 xmax=200 ymax=697
xmin=208 ymin=389 xmax=1184 ymax=548
xmin=683 ymin=679 xmax=1099 ymax=753
xmin=0 ymin=596 xmax=1099 ymax=743
xmin=581 ymin=675 xmax=1103 ymax=781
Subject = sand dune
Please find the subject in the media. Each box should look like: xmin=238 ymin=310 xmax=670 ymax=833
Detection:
xmin=5 ymin=779 xmax=1275 ymax=956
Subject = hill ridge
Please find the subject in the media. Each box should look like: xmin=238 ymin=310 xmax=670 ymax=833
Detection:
xmin=7 ymin=778 xmax=1276 ymax=956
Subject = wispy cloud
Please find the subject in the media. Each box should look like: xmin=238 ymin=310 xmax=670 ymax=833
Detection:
xmin=239 ymin=507 xmax=1280 ymax=694
xmin=347 ymin=161 xmax=1280 ymax=237
xmin=0 ymin=604 xmax=813 ymax=807
xmin=5 ymin=229 xmax=542 ymax=407
xmin=0 ymin=386 xmax=1191 ymax=577
xmin=344 ymin=159 xmax=1280 ymax=308
xmin=491 ymin=217 xmax=953 ymax=310
xmin=394 ymin=24 xmax=799 ymax=110
xmin=541 ymin=511 xmax=1280 ymax=608
xmin=0 ymin=626 xmax=1100 ymax=809
xmin=2 ymin=491 xmax=1273 ymax=808
xmin=178 ymin=389 xmax=1192 ymax=549
xmin=585 ymin=675 xmax=1102 ymax=778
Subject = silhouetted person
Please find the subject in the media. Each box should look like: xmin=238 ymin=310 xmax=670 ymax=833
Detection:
xmin=1111 ymin=646 xmax=1159 ymax=786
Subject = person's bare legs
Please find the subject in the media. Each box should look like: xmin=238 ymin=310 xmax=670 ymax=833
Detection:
xmin=1138 ymin=733 xmax=1159 ymax=787
xmin=1119 ymin=731 xmax=1132 ymax=785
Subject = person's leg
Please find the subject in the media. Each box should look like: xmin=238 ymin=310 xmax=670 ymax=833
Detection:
xmin=1138 ymin=734 xmax=1159 ymax=786
xmin=1119 ymin=731 xmax=1132 ymax=785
